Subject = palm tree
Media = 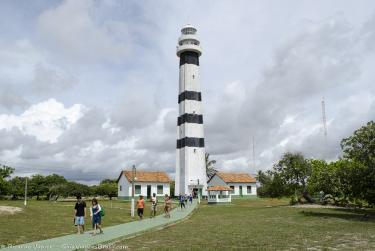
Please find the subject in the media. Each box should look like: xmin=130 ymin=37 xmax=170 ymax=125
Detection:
xmin=205 ymin=153 xmax=218 ymax=180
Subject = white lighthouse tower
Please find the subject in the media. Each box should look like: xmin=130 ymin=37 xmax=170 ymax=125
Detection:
xmin=175 ymin=24 xmax=207 ymax=197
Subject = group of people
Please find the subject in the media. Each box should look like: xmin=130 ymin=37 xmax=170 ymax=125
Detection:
xmin=74 ymin=195 xmax=103 ymax=235
xmin=177 ymin=194 xmax=193 ymax=209
xmin=135 ymin=193 xmax=174 ymax=220
xmin=74 ymin=193 xmax=193 ymax=234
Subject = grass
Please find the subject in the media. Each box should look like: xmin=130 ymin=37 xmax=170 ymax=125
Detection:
xmin=101 ymin=198 xmax=375 ymax=250
xmin=0 ymin=199 xmax=158 ymax=245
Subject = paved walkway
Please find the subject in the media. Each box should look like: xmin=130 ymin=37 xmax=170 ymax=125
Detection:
xmin=2 ymin=201 xmax=197 ymax=251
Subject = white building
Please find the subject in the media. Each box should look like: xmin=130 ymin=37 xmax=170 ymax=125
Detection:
xmin=175 ymin=24 xmax=207 ymax=197
xmin=207 ymin=186 xmax=233 ymax=204
xmin=117 ymin=170 xmax=171 ymax=200
xmin=208 ymin=172 xmax=257 ymax=198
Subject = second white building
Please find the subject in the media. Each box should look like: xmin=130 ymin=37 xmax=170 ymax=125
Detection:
xmin=208 ymin=172 xmax=257 ymax=198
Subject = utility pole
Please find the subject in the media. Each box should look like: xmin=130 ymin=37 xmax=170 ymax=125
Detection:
xmin=131 ymin=165 xmax=136 ymax=218
xmin=24 ymin=177 xmax=28 ymax=207
xmin=321 ymin=97 xmax=328 ymax=144
xmin=252 ymin=136 xmax=255 ymax=171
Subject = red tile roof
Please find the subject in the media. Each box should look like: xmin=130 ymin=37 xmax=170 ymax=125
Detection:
xmin=118 ymin=170 xmax=170 ymax=183
xmin=217 ymin=172 xmax=256 ymax=183
xmin=207 ymin=185 xmax=233 ymax=191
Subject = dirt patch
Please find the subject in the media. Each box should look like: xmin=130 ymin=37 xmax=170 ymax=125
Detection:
xmin=289 ymin=204 xmax=344 ymax=209
xmin=0 ymin=206 xmax=23 ymax=215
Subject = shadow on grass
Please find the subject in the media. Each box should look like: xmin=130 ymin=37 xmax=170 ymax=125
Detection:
xmin=301 ymin=209 xmax=375 ymax=222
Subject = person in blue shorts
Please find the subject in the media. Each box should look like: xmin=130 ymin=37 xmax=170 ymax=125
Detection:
xmin=74 ymin=194 xmax=86 ymax=234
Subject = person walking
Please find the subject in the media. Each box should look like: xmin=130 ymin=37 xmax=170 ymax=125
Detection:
xmin=137 ymin=195 xmax=145 ymax=220
xmin=150 ymin=193 xmax=157 ymax=218
xmin=179 ymin=194 xmax=185 ymax=210
xmin=189 ymin=194 xmax=193 ymax=205
xmin=164 ymin=194 xmax=172 ymax=218
xmin=91 ymin=198 xmax=103 ymax=235
xmin=74 ymin=194 xmax=86 ymax=234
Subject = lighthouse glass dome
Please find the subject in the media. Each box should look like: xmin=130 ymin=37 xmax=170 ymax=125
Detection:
xmin=182 ymin=26 xmax=197 ymax=35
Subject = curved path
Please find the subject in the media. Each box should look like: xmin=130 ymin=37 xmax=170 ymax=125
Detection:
xmin=1 ymin=201 xmax=197 ymax=251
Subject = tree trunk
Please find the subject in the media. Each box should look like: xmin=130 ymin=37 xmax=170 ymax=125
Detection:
xmin=303 ymin=191 xmax=315 ymax=203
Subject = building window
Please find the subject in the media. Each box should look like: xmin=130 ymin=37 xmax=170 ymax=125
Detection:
xmin=135 ymin=185 xmax=141 ymax=194
xmin=230 ymin=186 xmax=235 ymax=194
xmin=119 ymin=185 xmax=122 ymax=191
xmin=157 ymin=185 xmax=163 ymax=194
xmin=247 ymin=186 xmax=252 ymax=194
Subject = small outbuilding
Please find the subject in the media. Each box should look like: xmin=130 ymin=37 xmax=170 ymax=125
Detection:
xmin=117 ymin=170 xmax=171 ymax=200
xmin=207 ymin=185 xmax=233 ymax=203
xmin=208 ymin=172 xmax=257 ymax=198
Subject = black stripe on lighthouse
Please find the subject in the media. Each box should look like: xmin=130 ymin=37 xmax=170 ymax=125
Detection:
xmin=177 ymin=137 xmax=205 ymax=148
xmin=178 ymin=91 xmax=201 ymax=103
xmin=177 ymin=113 xmax=203 ymax=126
xmin=179 ymin=51 xmax=199 ymax=66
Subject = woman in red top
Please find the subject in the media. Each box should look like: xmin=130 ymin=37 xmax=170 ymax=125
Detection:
xmin=136 ymin=195 xmax=145 ymax=220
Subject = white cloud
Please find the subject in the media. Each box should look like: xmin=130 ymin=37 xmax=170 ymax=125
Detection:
xmin=0 ymin=99 xmax=85 ymax=143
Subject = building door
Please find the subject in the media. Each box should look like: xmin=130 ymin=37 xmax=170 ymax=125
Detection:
xmin=239 ymin=186 xmax=243 ymax=196
xmin=193 ymin=188 xmax=198 ymax=198
xmin=147 ymin=185 xmax=151 ymax=199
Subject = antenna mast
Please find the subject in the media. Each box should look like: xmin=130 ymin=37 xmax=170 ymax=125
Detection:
xmin=321 ymin=97 xmax=328 ymax=143
xmin=251 ymin=136 xmax=255 ymax=171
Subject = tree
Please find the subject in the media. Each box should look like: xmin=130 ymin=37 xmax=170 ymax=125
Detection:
xmin=100 ymin=179 xmax=116 ymax=184
xmin=205 ymin=153 xmax=218 ymax=179
xmin=66 ymin=182 xmax=91 ymax=197
xmin=0 ymin=165 xmax=14 ymax=197
xmin=8 ymin=177 xmax=26 ymax=199
xmin=95 ymin=182 xmax=117 ymax=200
xmin=0 ymin=165 xmax=14 ymax=179
xmin=341 ymin=121 xmax=375 ymax=205
xmin=29 ymin=175 xmax=48 ymax=200
xmin=341 ymin=121 xmax=375 ymax=168
xmin=332 ymin=159 xmax=366 ymax=205
xmin=274 ymin=152 xmax=314 ymax=202
xmin=308 ymin=159 xmax=335 ymax=195
xmin=44 ymin=174 xmax=67 ymax=199
xmin=257 ymin=170 xmax=290 ymax=198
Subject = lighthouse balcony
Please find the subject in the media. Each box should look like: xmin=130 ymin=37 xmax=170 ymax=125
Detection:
xmin=177 ymin=44 xmax=202 ymax=56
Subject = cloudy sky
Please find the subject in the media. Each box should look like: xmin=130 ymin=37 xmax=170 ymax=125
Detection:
xmin=1 ymin=0 xmax=374 ymax=184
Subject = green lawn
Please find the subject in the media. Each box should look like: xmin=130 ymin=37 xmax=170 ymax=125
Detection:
xmin=0 ymin=199 xmax=157 ymax=245
xmin=101 ymin=198 xmax=375 ymax=250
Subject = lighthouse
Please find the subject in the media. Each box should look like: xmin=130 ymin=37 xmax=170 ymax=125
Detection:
xmin=175 ymin=24 xmax=207 ymax=197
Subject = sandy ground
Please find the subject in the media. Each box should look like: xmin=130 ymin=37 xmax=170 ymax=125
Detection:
xmin=0 ymin=206 xmax=23 ymax=215
xmin=290 ymin=204 xmax=343 ymax=209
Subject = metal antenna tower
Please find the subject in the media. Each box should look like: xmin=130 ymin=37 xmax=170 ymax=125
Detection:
xmin=321 ymin=97 xmax=328 ymax=143
xmin=250 ymin=136 xmax=255 ymax=171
